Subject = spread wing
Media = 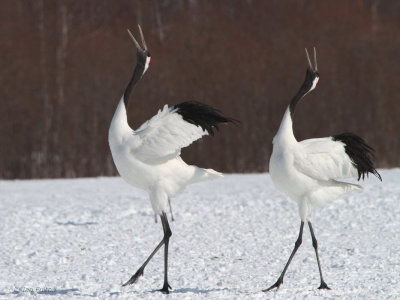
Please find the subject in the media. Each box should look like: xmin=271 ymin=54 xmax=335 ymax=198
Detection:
xmin=294 ymin=137 xmax=357 ymax=181
xmin=131 ymin=101 xmax=233 ymax=163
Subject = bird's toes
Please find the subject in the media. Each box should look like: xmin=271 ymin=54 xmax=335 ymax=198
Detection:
xmin=122 ymin=268 xmax=144 ymax=286
xmin=262 ymin=278 xmax=283 ymax=292
xmin=318 ymin=281 xmax=331 ymax=290
xmin=159 ymin=288 xmax=170 ymax=294
xmin=159 ymin=282 xmax=172 ymax=294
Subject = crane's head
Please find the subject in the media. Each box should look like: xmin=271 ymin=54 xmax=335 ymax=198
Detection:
xmin=303 ymin=47 xmax=320 ymax=94
xmin=127 ymin=25 xmax=152 ymax=75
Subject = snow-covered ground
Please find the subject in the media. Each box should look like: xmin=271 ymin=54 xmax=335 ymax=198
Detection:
xmin=0 ymin=169 xmax=399 ymax=299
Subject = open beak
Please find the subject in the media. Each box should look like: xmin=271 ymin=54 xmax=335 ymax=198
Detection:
xmin=127 ymin=24 xmax=148 ymax=52
xmin=305 ymin=47 xmax=318 ymax=72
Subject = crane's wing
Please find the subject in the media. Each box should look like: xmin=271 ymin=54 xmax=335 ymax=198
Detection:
xmin=131 ymin=101 xmax=233 ymax=163
xmin=294 ymin=137 xmax=357 ymax=181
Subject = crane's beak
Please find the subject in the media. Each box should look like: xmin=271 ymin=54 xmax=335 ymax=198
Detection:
xmin=127 ymin=25 xmax=148 ymax=52
xmin=137 ymin=24 xmax=148 ymax=51
xmin=127 ymin=29 xmax=141 ymax=51
xmin=305 ymin=47 xmax=318 ymax=72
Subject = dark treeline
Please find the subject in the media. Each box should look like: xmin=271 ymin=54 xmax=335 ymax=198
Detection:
xmin=1 ymin=0 xmax=399 ymax=179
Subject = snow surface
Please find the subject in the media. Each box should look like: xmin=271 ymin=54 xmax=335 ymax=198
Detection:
xmin=0 ymin=169 xmax=399 ymax=299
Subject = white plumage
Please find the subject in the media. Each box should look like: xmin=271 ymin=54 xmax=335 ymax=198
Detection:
xmin=265 ymin=48 xmax=381 ymax=292
xmin=108 ymin=25 xmax=233 ymax=293
xmin=269 ymin=108 xmax=362 ymax=219
xmin=132 ymin=105 xmax=207 ymax=163
xmin=109 ymin=99 xmax=222 ymax=214
xmin=295 ymin=137 xmax=357 ymax=181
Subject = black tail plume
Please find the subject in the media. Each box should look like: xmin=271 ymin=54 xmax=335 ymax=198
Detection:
xmin=333 ymin=132 xmax=382 ymax=181
xmin=173 ymin=101 xmax=238 ymax=135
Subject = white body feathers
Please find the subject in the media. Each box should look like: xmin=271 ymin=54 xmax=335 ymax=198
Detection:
xmin=269 ymin=107 xmax=362 ymax=221
xmin=109 ymin=97 xmax=222 ymax=215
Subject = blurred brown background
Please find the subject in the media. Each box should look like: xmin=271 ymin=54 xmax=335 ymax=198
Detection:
xmin=1 ymin=0 xmax=399 ymax=179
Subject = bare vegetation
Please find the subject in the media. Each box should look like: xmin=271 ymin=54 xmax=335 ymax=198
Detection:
xmin=1 ymin=0 xmax=399 ymax=178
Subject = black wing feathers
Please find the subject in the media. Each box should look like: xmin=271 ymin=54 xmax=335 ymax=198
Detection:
xmin=174 ymin=101 xmax=237 ymax=135
xmin=333 ymin=132 xmax=382 ymax=181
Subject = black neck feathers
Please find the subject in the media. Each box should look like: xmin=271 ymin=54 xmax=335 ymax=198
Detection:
xmin=289 ymin=85 xmax=308 ymax=117
xmin=123 ymin=51 xmax=147 ymax=108
xmin=289 ymin=68 xmax=318 ymax=117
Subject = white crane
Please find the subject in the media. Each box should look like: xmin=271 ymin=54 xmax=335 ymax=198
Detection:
xmin=264 ymin=48 xmax=381 ymax=291
xmin=108 ymin=25 xmax=234 ymax=293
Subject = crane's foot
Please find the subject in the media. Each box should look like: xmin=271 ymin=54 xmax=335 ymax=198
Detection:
xmin=159 ymin=282 xmax=172 ymax=294
xmin=262 ymin=277 xmax=283 ymax=292
xmin=318 ymin=280 xmax=331 ymax=290
xmin=122 ymin=267 xmax=144 ymax=286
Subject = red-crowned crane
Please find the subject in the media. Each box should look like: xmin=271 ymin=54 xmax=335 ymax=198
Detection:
xmin=108 ymin=25 xmax=235 ymax=293
xmin=264 ymin=48 xmax=381 ymax=291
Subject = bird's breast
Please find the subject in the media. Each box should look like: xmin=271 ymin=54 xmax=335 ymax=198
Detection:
xmin=109 ymin=139 xmax=197 ymax=197
xmin=110 ymin=143 xmax=150 ymax=190
xmin=269 ymin=147 xmax=314 ymax=201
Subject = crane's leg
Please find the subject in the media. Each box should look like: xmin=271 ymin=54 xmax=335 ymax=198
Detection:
xmin=308 ymin=221 xmax=330 ymax=290
xmin=160 ymin=212 xmax=172 ymax=293
xmin=168 ymin=198 xmax=175 ymax=221
xmin=263 ymin=221 xmax=304 ymax=292
xmin=157 ymin=199 xmax=173 ymax=223
xmin=122 ymin=212 xmax=172 ymax=294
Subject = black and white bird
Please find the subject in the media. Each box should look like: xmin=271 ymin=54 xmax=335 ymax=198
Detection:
xmin=264 ymin=48 xmax=381 ymax=291
xmin=108 ymin=25 xmax=234 ymax=293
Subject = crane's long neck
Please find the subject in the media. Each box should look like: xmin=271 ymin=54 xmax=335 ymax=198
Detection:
xmin=123 ymin=61 xmax=145 ymax=109
xmin=274 ymin=83 xmax=310 ymax=145
xmin=289 ymin=83 xmax=309 ymax=118
xmin=109 ymin=58 xmax=145 ymax=139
